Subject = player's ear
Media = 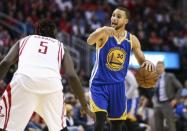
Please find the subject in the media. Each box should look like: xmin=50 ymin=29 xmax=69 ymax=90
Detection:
xmin=124 ymin=19 xmax=128 ymax=24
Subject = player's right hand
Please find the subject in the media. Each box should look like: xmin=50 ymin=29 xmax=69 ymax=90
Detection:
xmin=102 ymin=26 xmax=116 ymax=36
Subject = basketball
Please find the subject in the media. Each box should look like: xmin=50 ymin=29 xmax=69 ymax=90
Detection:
xmin=135 ymin=67 xmax=159 ymax=88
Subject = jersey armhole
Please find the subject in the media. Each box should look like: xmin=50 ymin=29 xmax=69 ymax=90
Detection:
xmin=96 ymin=35 xmax=109 ymax=49
xmin=19 ymin=36 xmax=30 ymax=48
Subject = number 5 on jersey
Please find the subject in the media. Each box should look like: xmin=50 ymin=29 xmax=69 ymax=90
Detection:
xmin=38 ymin=41 xmax=48 ymax=54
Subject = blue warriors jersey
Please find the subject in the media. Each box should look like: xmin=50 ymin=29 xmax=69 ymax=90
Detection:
xmin=90 ymin=32 xmax=132 ymax=86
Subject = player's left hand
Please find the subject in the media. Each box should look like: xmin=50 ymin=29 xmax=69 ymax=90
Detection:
xmin=141 ymin=60 xmax=155 ymax=72
xmin=81 ymin=106 xmax=96 ymax=121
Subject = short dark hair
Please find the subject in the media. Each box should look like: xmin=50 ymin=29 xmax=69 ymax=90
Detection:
xmin=116 ymin=7 xmax=130 ymax=19
xmin=36 ymin=19 xmax=56 ymax=38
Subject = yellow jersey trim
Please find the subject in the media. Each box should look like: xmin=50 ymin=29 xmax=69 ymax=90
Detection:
xmin=126 ymin=113 xmax=137 ymax=121
xmin=113 ymin=36 xmax=126 ymax=45
xmin=108 ymin=111 xmax=127 ymax=120
xmin=90 ymin=97 xmax=108 ymax=113
xmin=113 ymin=31 xmax=127 ymax=45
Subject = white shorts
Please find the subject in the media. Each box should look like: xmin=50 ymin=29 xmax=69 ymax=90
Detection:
xmin=0 ymin=75 xmax=66 ymax=131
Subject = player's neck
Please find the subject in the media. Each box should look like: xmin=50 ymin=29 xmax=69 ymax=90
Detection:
xmin=115 ymin=28 xmax=126 ymax=38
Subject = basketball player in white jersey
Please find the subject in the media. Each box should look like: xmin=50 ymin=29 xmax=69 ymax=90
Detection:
xmin=0 ymin=20 xmax=92 ymax=131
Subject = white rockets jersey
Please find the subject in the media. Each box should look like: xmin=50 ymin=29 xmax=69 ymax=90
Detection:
xmin=15 ymin=35 xmax=64 ymax=79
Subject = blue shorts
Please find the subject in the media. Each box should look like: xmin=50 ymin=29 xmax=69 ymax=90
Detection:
xmin=127 ymin=97 xmax=139 ymax=115
xmin=90 ymin=83 xmax=127 ymax=120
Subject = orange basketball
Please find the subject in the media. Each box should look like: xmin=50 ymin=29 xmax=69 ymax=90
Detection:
xmin=135 ymin=67 xmax=159 ymax=88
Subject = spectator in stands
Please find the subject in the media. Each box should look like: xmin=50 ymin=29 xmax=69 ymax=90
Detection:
xmin=64 ymin=93 xmax=78 ymax=107
xmin=25 ymin=16 xmax=35 ymax=35
xmin=175 ymin=94 xmax=187 ymax=131
xmin=136 ymin=95 xmax=153 ymax=131
xmin=25 ymin=113 xmax=46 ymax=131
xmin=74 ymin=92 xmax=94 ymax=131
xmin=66 ymin=104 xmax=85 ymax=131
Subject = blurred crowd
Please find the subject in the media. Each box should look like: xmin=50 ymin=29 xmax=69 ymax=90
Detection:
xmin=0 ymin=0 xmax=187 ymax=131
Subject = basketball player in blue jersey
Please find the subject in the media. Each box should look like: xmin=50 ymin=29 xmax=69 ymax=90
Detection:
xmin=87 ymin=7 xmax=155 ymax=131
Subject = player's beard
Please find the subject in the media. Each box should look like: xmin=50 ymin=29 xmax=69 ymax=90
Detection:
xmin=114 ymin=24 xmax=123 ymax=30
xmin=111 ymin=22 xmax=124 ymax=31
xmin=111 ymin=24 xmax=116 ymax=28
